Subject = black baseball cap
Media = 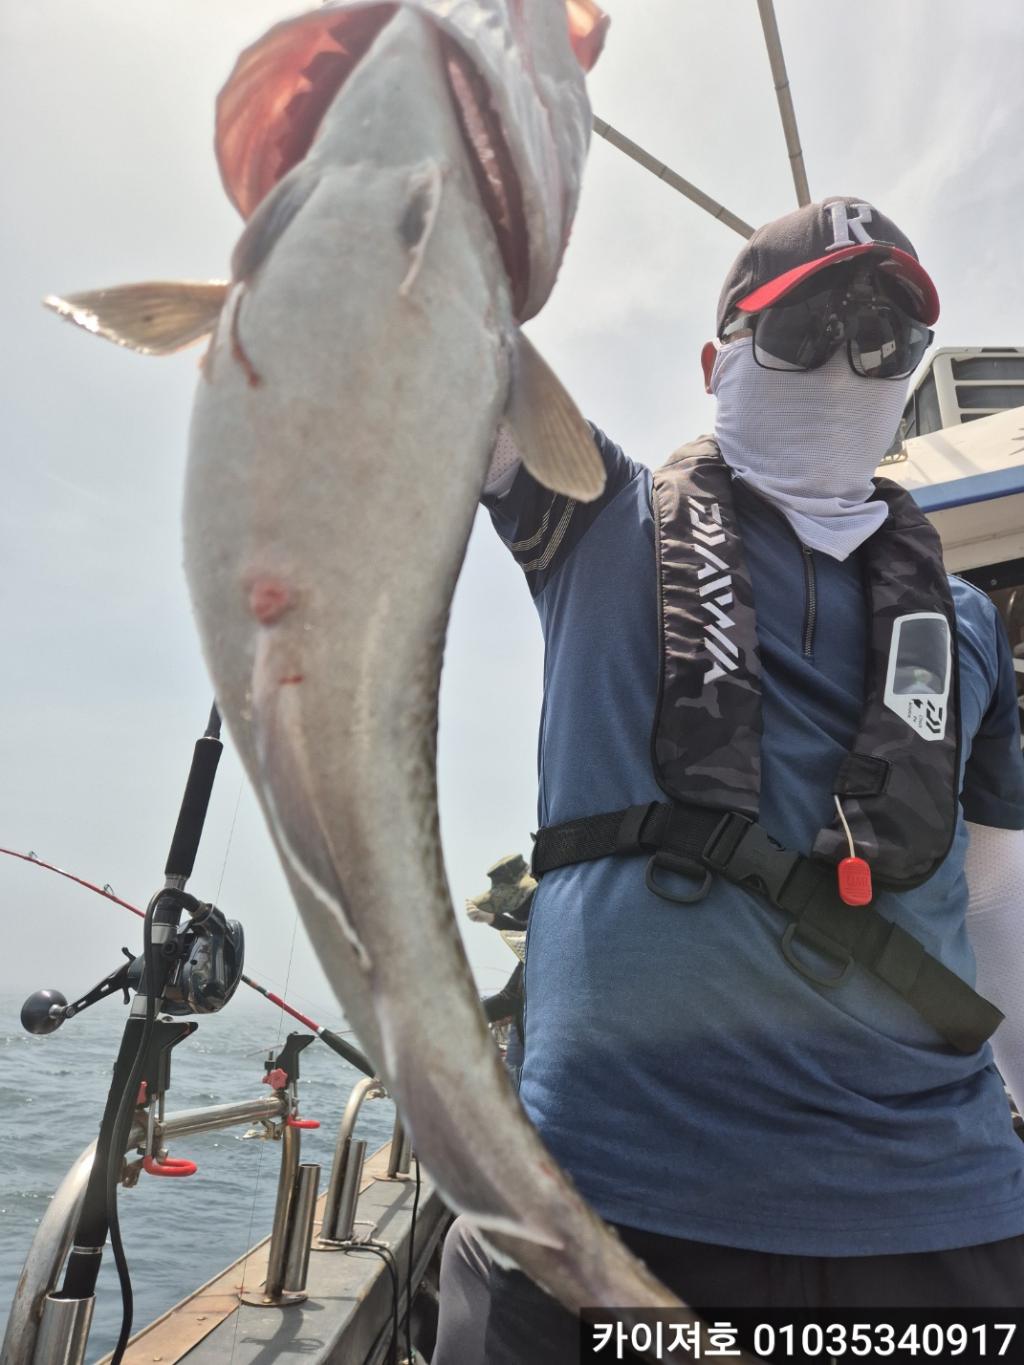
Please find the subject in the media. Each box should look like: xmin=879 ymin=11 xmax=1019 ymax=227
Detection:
xmin=716 ymin=196 xmax=940 ymax=336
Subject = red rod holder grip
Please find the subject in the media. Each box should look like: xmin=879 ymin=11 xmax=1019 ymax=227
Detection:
xmin=143 ymin=1154 xmax=198 ymax=1177
xmin=286 ymin=1117 xmax=320 ymax=1130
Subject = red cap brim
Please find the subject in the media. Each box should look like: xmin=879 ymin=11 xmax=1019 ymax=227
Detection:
xmin=737 ymin=244 xmax=939 ymax=326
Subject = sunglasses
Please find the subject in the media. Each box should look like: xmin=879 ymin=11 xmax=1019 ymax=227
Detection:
xmin=722 ymin=261 xmax=934 ymax=380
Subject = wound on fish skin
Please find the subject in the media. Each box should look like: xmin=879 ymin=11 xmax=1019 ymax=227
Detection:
xmin=248 ymin=577 xmax=293 ymax=624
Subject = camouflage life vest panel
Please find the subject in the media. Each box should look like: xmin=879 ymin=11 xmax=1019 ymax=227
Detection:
xmin=651 ymin=438 xmax=961 ymax=888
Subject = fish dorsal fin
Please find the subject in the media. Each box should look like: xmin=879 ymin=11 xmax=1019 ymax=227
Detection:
xmin=506 ymin=333 xmax=606 ymax=502
xmin=44 ymin=281 xmax=230 ymax=355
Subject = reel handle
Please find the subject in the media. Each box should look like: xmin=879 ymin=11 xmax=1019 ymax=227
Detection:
xmin=20 ymin=989 xmax=69 ymax=1035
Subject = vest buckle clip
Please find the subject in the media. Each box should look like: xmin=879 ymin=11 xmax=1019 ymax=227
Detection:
xmin=703 ymin=813 xmax=801 ymax=905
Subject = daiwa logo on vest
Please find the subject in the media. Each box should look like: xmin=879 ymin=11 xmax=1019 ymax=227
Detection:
xmin=688 ymin=498 xmax=739 ymax=684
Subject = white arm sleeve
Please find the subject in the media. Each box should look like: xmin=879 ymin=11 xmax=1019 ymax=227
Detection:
xmin=484 ymin=424 xmax=522 ymax=498
xmin=965 ymin=821 xmax=1024 ymax=1106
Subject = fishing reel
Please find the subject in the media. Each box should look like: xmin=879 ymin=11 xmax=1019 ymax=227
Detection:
xmin=162 ymin=900 xmax=245 ymax=1016
xmin=21 ymin=898 xmax=244 ymax=1034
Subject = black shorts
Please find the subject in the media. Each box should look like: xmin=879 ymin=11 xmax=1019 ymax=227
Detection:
xmin=483 ymin=1223 xmax=1024 ymax=1365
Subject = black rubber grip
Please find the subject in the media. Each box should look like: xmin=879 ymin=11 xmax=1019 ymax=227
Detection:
xmin=319 ymin=1028 xmax=375 ymax=1078
xmin=164 ymin=737 xmax=223 ymax=879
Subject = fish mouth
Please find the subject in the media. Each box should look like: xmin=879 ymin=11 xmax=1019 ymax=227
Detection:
xmin=215 ymin=2 xmax=607 ymax=317
xmin=215 ymin=4 xmax=400 ymax=221
xmin=440 ymin=33 xmax=530 ymax=317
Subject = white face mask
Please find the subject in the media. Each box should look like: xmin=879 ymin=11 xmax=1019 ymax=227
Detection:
xmin=710 ymin=340 xmax=910 ymax=560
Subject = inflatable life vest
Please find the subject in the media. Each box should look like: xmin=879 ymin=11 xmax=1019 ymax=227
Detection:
xmin=531 ymin=439 xmax=1002 ymax=1054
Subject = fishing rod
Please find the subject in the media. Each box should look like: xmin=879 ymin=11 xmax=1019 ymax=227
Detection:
xmin=4 ymin=843 xmax=373 ymax=1077
xmin=9 ymin=703 xmax=384 ymax=1365
xmin=43 ymin=700 xmax=231 ymax=1364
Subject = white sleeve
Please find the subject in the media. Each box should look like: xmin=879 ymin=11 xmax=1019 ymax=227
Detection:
xmin=484 ymin=424 xmax=522 ymax=498
xmin=965 ymin=821 xmax=1024 ymax=1107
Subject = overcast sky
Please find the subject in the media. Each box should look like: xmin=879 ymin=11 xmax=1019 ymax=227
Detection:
xmin=2 ymin=0 xmax=1022 ymax=1041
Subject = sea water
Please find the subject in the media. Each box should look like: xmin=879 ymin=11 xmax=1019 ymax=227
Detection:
xmin=0 ymin=990 xmax=396 ymax=1360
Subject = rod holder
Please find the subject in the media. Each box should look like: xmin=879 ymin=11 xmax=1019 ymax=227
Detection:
xmin=318 ymin=1077 xmax=380 ymax=1245
xmin=282 ymin=1163 xmax=320 ymax=1294
xmin=320 ymin=1136 xmax=353 ymax=1243
xmin=240 ymin=1122 xmax=308 ymax=1307
xmin=387 ymin=1113 xmax=412 ymax=1178
xmin=32 ymin=1294 xmax=95 ymax=1365
xmin=332 ymin=1139 xmax=366 ymax=1244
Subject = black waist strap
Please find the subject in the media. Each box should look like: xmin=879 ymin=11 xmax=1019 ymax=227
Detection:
xmin=531 ymin=802 xmax=1003 ymax=1055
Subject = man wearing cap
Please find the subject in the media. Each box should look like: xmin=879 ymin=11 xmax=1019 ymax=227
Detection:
xmin=477 ymin=198 xmax=1024 ymax=1358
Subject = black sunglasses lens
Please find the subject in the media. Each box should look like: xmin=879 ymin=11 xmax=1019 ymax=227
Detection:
xmin=848 ymin=306 xmax=931 ymax=379
xmin=752 ymin=286 xmax=839 ymax=371
xmin=749 ymin=266 xmax=931 ymax=378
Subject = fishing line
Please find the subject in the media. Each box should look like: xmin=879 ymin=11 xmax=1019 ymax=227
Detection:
xmin=213 ymin=778 xmax=244 ymax=908
xmin=228 ymin=1133 xmax=270 ymax=1365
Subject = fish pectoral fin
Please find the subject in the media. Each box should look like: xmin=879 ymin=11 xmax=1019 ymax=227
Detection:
xmin=505 ymin=333 xmax=606 ymax=502
xmin=230 ymin=165 xmax=321 ymax=282
xmin=43 ymin=282 xmax=229 ymax=355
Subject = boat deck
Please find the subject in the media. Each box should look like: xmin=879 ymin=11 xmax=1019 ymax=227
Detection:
xmin=101 ymin=1145 xmax=448 ymax=1365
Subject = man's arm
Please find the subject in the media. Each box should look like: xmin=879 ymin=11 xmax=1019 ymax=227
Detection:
xmin=482 ymin=423 xmax=643 ymax=598
xmin=965 ymin=823 xmax=1024 ymax=1107
xmin=961 ymin=592 xmax=1024 ymax=1100
xmin=482 ymin=961 xmax=525 ymax=1025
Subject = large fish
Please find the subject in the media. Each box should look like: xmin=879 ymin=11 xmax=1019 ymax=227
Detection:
xmin=46 ymin=1 xmax=733 ymax=1351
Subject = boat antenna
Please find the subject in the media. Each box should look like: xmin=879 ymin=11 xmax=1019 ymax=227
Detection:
xmin=755 ymin=0 xmax=811 ymax=206
xmin=592 ymin=116 xmax=754 ymax=239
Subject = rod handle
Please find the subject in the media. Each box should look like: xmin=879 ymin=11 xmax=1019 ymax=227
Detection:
xmin=164 ymin=736 xmax=223 ymax=880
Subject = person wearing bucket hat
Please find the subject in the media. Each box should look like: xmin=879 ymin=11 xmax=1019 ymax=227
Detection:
xmin=471 ymin=198 xmax=1024 ymax=1361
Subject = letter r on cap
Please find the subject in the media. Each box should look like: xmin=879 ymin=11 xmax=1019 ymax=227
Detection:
xmin=825 ymin=202 xmax=874 ymax=251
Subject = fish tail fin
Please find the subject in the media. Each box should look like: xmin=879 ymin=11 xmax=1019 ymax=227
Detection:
xmin=44 ymin=281 xmax=230 ymax=355
xmin=505 ymin=332 xmax=606 ymax=502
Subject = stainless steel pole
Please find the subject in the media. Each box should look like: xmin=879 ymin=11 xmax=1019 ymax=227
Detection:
xmin=320 ymin=1076 xmax=381 ymax=1242
xmin=333 ymin=1139 xmax=367 ymax=1244
xmin=157 ymin=1092 xmax=288 ymax=1140
xmin=592 ymin=117 xmax=755 ymax=239
xmin=282 ymin=1165 xmax=321 ymax=1294
xmin=755 ymin=0 xmax=811 ymax=206
xmin=386 ymin=1114 xmax=412 ymax=1179
xmin=29 ymin=1297 xmax=94 ymax=1365
xmin=263 ymin=1123 xmax=301 ymax=1301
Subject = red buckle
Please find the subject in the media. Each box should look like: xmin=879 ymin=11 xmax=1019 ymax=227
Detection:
xmin=838 ymin=856 xmax=873 ymax=907
xmin=143 ymin=1154 xmax=198 ymax=1178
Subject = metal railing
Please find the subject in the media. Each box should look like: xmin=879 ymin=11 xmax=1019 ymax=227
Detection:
xmin=2 ymin=1090 xmax=290 ymax=1365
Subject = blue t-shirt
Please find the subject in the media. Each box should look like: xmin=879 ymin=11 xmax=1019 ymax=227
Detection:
xmin=484 ymin=429 xmax=1024 ymax=1256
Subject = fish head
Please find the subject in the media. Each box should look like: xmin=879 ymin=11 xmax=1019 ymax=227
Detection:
xmin=215 ymin=0 xmax=609 ymax=320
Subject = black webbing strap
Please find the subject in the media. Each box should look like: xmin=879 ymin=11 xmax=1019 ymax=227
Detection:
xmin=531 ymin=803 xmax=1003 ymax=1055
